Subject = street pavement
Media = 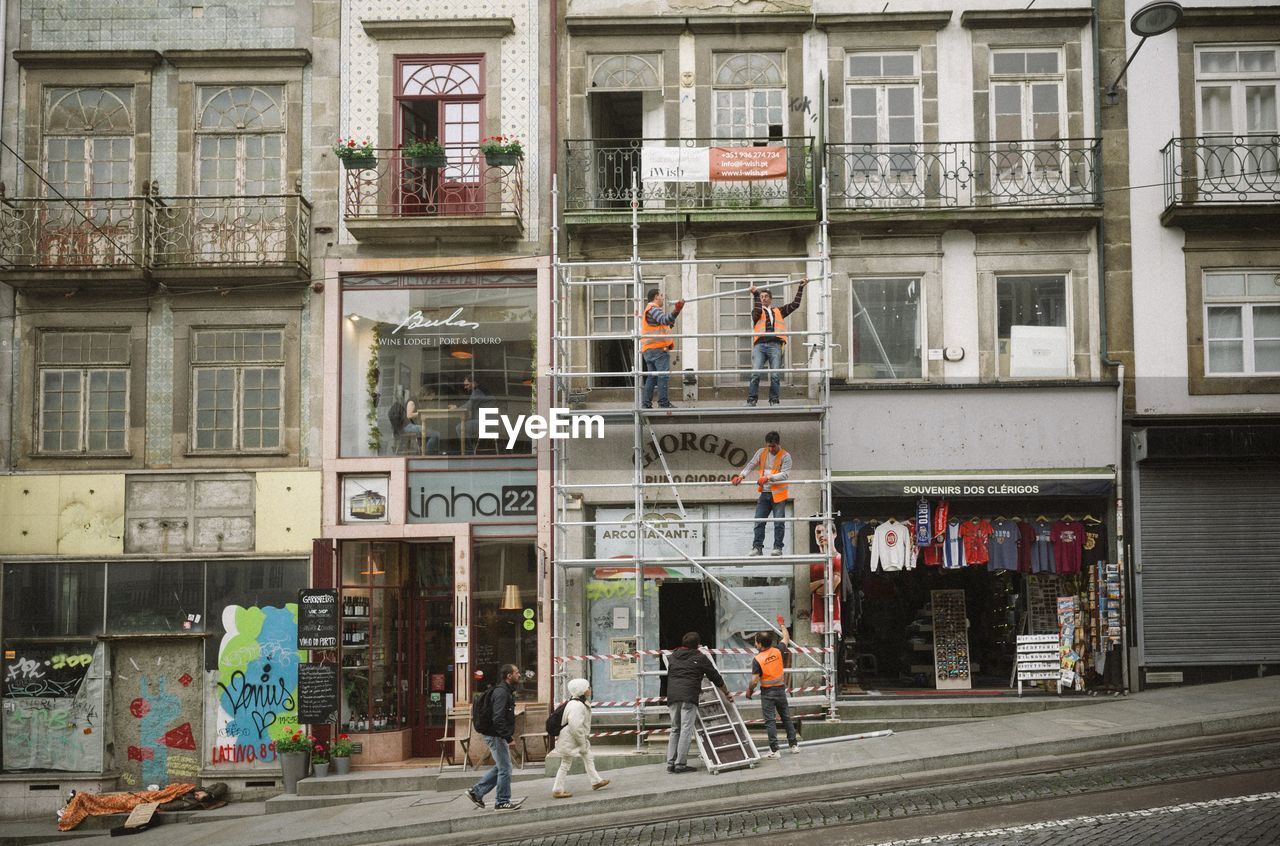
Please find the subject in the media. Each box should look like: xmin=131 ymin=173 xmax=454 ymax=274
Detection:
xmin=44 ymin=676 xmax=1280 ymax=846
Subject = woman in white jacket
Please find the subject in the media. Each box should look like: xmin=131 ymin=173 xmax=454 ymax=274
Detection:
xmin=551 ymin=678 xmax=610 ymax=799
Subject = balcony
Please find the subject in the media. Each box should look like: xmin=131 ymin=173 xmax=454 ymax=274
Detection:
xmin=826 ymin=139 xmax=1100 ymax=229
xmin=0 ymin=186 xmax=312 ymax=286
xmin=563 ymin=137 xmax=817 ymax=224
xmin=1161 ymin=135 xmax=1280 ymax=229
xmin=342 ymin=147 xmax=524 ymax=242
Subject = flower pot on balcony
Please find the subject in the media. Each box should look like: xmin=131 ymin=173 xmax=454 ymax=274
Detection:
xmin=407 ymin=153 xmax=448 ymax=169
xmin=483 ymin=152 xmax=522 ymax=167
xmin=342 ymin=155 xmax=377 ymax=170
xmin=280 ymin=751 xmax=309 ymax=794
xmin=333 ymin=755 xmax=351 ymax=776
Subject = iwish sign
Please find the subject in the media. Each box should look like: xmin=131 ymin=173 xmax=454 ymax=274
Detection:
xmin=642 ymin=146 xmax=787 ymax=182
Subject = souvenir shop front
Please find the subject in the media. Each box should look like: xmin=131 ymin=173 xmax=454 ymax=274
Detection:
xmin=830 ymin=475 xmax=1125 ymax=695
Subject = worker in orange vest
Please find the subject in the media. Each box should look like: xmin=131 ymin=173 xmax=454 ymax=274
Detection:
xmin=745 ymin=623 xmax=799 ymax=758
xmin=746 ymin=281 xmax=805 ymax=406
xmin=640 ymin=288 xmax=685 ymax=409
xmin=730 ymin=431 xmax=791 ymax=556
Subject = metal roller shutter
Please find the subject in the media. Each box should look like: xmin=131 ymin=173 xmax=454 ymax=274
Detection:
xmin=1136 ymin=460 xmax=1280 ymax=665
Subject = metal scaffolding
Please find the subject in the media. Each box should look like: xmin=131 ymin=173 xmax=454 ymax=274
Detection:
xmin=550 ymin=170 xmax=838 ymax=748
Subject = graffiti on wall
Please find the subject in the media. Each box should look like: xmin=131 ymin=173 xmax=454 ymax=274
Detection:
xmin=1 ymin=643 xmax=105 ymax=771
xmin=211 ymin=604 xmax=302 ymax=766
xmin=113 ymin=643 xmax=202 ymax=788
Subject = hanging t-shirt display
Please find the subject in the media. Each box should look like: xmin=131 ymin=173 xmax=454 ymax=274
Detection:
xmin=1051 ymin=520 xmax=1085 ymax=575
xmin=920 ymin=543 xmax=943 ymax=567
xmin=1018 ymin=521 xmax=1035 ymax=572
xmin=1081 ymin=521 xmax=1107 ymax=569
xmin=870 ymin=519 xmax=914 ymax=572
xmin=840 ymin=520 xmax=865 ymax=576
xmin=915 ymin=498 xmax=932 ymax=545
xmin=1030 ymin=520 xmax=1056 ymax=573
xmin=958 ymin=518 xmax=992 ymax=566
xmin=857 ymin=523 xmax=876 ymax=576
xmin=943 ymin=519 xmax=965 ymax=569
xmin=986 ymin=519 xmax=1020 ymax=572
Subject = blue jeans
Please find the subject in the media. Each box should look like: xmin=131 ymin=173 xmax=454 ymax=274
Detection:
xmin=666 ymin=701 xmax=699 ymax=767
xmin=748 ymin=341 xmax=783 ymax=403
xmin=760 ymin=687 xmax=797 ymax=751
xmin=753 ymin=491 xmax=786 ymax=551
xmin=642 ymin=348 xmax=671 ymax=406
xmin=471 ymin=735 xmax=512 ymax=804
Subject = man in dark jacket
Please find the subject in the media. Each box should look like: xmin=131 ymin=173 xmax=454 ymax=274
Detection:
xmin=665 ymin=632 xmax=729 ymax=773
xmin=466 ymin=664 xmax=525 ymax=811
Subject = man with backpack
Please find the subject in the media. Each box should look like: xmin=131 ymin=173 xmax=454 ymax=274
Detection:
xmin=465 ymin=664 xmax=525 ymax=811
xmin=549 ymin=678 xmax=610 ymax=799
xmin=665 ymin=631 xmax=730 ymax=773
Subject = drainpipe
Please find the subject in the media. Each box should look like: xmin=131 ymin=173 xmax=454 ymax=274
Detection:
xmin=1093 ymin=0 xmax=1130 ymax=694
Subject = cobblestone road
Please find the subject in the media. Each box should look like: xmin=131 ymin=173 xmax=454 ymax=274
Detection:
xmin=481 ymin=739 xmax=1280 ymax=846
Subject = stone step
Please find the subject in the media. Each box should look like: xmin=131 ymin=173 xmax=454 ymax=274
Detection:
xmin=265 ymin=792 xmax=421 ymax=815
xmin=296 ymin=768 xmax=438 ymax=796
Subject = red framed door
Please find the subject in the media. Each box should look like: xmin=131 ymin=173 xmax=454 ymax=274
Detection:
xmin=395 ymin=57 xmax=484 ymax=216
xmin=406 ymin=541 xmax=455 ymax=757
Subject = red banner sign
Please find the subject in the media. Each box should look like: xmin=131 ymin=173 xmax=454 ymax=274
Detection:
xmin=709 ymin=146 xmax=788 ymax=181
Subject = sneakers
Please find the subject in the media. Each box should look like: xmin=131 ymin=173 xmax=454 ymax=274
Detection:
xmin=551 ymin=790 xmax=572 ymax=799
xmin=769 ymin=398 xmax=781 ymax=406
xmin=789 ymin=745 xmax=801 ymax=755
xmin=671 ymin=764 xmax=696 ymax=773
xmin=770 ymin=548 xmax=784 ymax=556
xmin=748 ymin=548 xmax=763 ymax=557
xmin=666 ymin=764 xmax=675 ymax=773
xmin=746 ymin=398 xmax=758 ymax=407
xmin=465 ymin=789 xmax=485 ymax=809
xmin=641 ymin=402 xmax=653 ymax=409
xmin=591 ymin=779 xmax=611 ymax=791
xmin=763 ymin=750 xmax=780 ymax=759
xmin=658 ymin=402 xmax=677 ymax=409
xmin=494 ymin=797 xmax=526 ymax=811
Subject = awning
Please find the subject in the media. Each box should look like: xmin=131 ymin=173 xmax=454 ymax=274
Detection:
xmin=833 ymin=471 xmax=1114 ymax=498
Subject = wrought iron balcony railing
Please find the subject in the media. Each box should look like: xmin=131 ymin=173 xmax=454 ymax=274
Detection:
xmin=154 ymin=193 xmax=311 ymax=272
xmin=563 ymin=137 xmax=816 ymax=213
xmin=826 ymin=138 xmax=1100 ymax=209
xmin=342 ymin=146 xmax=524 ymax=224
xmin=0 ymin=192 xmax=150 ymax=272
xmin=1162 ymin=135 xmax=1280 ymax=208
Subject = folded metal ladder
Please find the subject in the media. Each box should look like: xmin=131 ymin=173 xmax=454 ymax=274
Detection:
xmin=693 ymin=674 xmax=759 ymax=774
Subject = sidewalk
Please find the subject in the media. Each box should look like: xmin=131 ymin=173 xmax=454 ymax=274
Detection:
xmin=59 ymin=677 xmax=1280 ymax=846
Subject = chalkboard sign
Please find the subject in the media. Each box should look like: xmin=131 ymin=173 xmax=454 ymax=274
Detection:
xmin=297 ymin=662 xmax=338 ymax=724
xmin=297 ymin=589 xmax=339 ymax=649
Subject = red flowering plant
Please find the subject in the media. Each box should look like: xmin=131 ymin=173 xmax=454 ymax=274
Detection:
xmin=311 ymin=739 xmax=330 ymax=765
xmin=274 ymin=730 xmax=313 ymax=754
xmin=331 ymin=733 xmax=355 ymax=758
xmin=333 ymin=137 xmax=375 ymax=160
xmin=477 ymin=135 xmax=524 ymax=157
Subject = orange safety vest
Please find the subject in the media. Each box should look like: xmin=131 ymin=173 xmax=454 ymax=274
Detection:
xmin=640 ymin=305 xmax=674 ymax=352
xmin=757 ymin=448 xmax=790 ymax=503
xmin=756 ymin=647 xmax=786 ymax=688
xmin=753 ymin=306 xmax=787 ymax=345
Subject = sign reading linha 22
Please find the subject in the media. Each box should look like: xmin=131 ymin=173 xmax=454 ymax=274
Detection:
xmin=407 ymin=469 xmax=537 ymax=523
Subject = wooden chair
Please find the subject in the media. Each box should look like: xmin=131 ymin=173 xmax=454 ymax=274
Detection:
xmin=437 ymin=715 xmax=473 ymax=772
xmin=517 ymin=731 xmax=550 ymax=770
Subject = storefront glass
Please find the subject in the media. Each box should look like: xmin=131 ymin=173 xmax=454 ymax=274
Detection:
xmin=339 ymin=280 xmax=536 ymax=457
xmin=2 ymin=562 xmax=104 ymax=637
xmin=470 ymin=539 xmax=539 ymax=700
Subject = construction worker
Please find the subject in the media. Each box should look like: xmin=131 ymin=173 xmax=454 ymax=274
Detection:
xmin=640 ymin=288 xmax=685 ymax=409
xmin=746 ymin=280 xmax=805 ymax=406
xmin=745 ymin=625 xmax=799 ymax=758
xmin=730 ymin=431 xmax=791 ymax=556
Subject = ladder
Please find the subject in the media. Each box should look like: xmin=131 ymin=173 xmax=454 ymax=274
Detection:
xmin=693 ymin=674 xmax=759 ymax=775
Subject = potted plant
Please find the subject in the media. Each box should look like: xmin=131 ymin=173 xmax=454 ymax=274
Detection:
xmin=403 ymin=139 xmax=447 ymax=169
xmin=275 ymin=730 xmax=312 ymax=794
xmin=479 ymin=135 xmax=524 ymax=167
xmin=311 ymin=740 xmax=330 ymax=778
xmin=334 ymin=137 xmax=377 ymax=170
xmin=331 ymin=733 xmax=354 ymax=775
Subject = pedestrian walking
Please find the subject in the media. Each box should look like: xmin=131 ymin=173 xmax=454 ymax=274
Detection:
xmin=665 ymin=632 xmax=730 ymax=773
xmin=745 ymin=626 xmax=799 ymax=758
xmin=731 ymin=431 xmax=792 ymax=556
xmin=640 ymin=288 xmax=685 ymax=409
xmin=551 ymin=679 xmax=610 ymax=798
xmin=746 ymin=281 xmax=805 ymax=406
xmin=465 ymin=664 xmax=525 ymax=811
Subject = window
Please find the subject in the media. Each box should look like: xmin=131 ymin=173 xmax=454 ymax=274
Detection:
xmin=2 ymin=562 xmax=105 ymax=638
xmin=1194 ymin=45 xmax=1279 ymax=185
xmin=106 ymin=561 xmax=205 ymax=634
xmin=397 ymin=57 xmax=484 ymax=211
xmin=997 ymin=275 xmax=1070 ymax=377
xmin=713 ymin=52 xmax=785 ymax=140
xmin=849 ymin=278 xmax=923 ymax=380
xmin=1203 ymin=270 xmax=1280 ymax=376
xmin=846 ymin=52 xmax=919 ymax=166
xmin=716 ymin=278 xmax=783 ymax=385
xmin=37 ymin=331 xmax=130 ymax=453
xmin=196 ymin=85 xmax=285 ymax=196
xmin=470 ymin=540 xmax=539 ymax=701
xmin=43 ymin=87 xmax=134 ymax=199
xmin=590 ymin=281 xmax=636 ymax=388
xmin=192 ymin=329 xmax=284 ymax=451
xmin=989 ymin=49 xmax=1065 ymax=190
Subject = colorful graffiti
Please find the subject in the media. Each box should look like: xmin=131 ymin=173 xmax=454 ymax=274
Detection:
xmin=212 ymin=604 xmax=302 ymax=766
xmin=137 ymin=675 xmax=181 ymax=786
xmin=1 ymin=643 xmax=104 ymax=772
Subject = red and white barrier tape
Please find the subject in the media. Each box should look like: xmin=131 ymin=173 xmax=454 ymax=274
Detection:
xmin=583 ymin=685 xmax=832 ymax=708
xmin=587 ymin=710 xmax=828 ymax=738
xmin=555 ymin=646 xmax=833 ymax=664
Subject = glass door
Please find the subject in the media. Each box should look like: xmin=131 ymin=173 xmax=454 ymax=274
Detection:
xmin=407 ymin=541 xmax=455 ymax=757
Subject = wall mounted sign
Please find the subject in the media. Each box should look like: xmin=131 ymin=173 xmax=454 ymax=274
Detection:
xmin=297 ymin=589 xmax=339 ymax=649
xmin=341 ymin=474 xmax=390 ymax=524
xmin=297 ymin=662 xmax=339 ymax=724
xmin=407 ymin=469 xmax=536 ymax=524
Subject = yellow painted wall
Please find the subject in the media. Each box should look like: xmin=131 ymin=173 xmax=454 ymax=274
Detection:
xmin=255 ymin=471 xmax=322 ymax=553
xmin=0 ymin=475 xmax=125 ymax=555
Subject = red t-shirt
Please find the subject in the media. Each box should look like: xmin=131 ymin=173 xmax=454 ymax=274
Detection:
xmin=1051 ymin=520 xmax=1085 ymax=575
xmin=810 ymin=555 xmax=842 ymax=634
xmin=958 ymin=519 xmax=993 ymax=565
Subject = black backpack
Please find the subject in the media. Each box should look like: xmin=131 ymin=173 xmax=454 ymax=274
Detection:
xmin=471 ymin=686 xmax=495 ymax=736
xmin=545 ymin=700 xmax=571 ymax=739
xmin=388 ymin=397 xmax=407 ymax=433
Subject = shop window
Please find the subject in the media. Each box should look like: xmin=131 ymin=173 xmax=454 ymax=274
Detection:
xmin=1203 ymin=270 xmax=1280 ymax=376
xmin=203 ymin=558 xmax=308 ymax=669
xmin=470 ymin=540 xmax=538 ymax=700
xmin=590 ymin=281 xmax=635 ymax=388
xmin=2 ymin=562 xmax=105 ymax=638
xmin=849 ymin=277 xmax=923 ymax=380
xmin=996 ymin=274 xmax=1070 ymax=378
xmin=106 ymin=561 xmax=205 ymax=633
xmin=37 ymin=330 xmax=130 ymax=454
xmin=191 ymin=328 xmax=284 ymax=451
xmin=339 ymin=280 xmax=536 ymax=457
